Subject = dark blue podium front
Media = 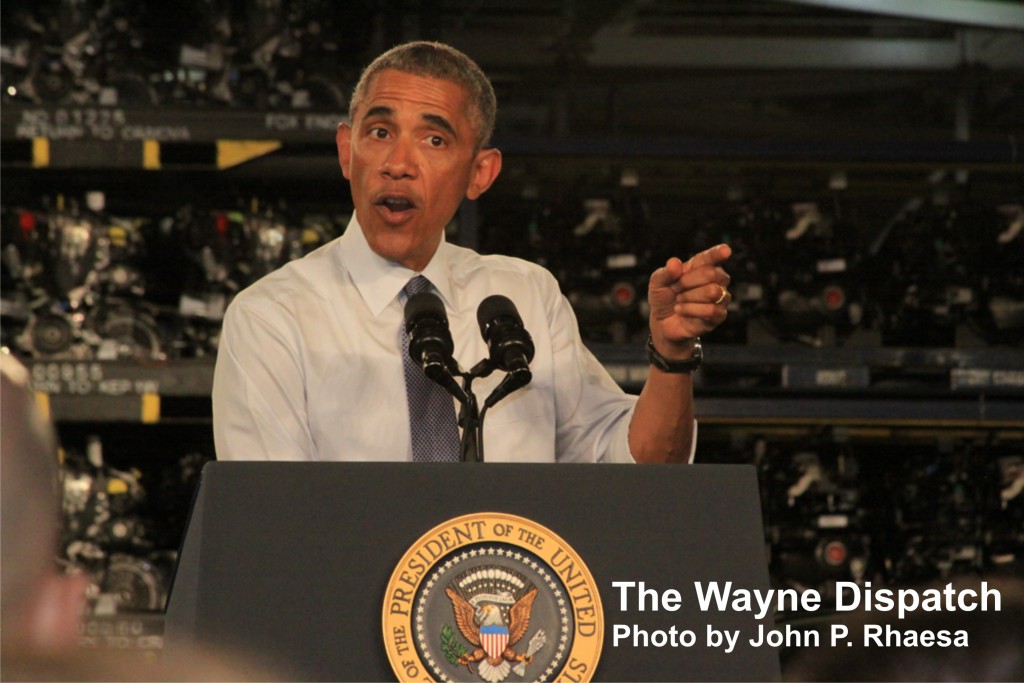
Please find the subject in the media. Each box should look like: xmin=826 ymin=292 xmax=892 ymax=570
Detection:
xmin=165 ymin=462 xmax=779 ymax=681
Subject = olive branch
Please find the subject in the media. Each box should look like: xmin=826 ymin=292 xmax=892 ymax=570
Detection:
xmin=441 ymin=624 xmax=469 ymax=665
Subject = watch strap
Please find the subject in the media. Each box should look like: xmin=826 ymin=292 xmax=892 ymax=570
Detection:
xmin=645 ymin=335 xmax=702 ymax=373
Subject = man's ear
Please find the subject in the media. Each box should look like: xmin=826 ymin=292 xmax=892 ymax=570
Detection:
xmin=465 ymin=148 xmax=502 ymax=201
xmin=26 ymin=572 xmax=88 ymax=653
xmin=336 ymin=123 xmax=353 ymax=180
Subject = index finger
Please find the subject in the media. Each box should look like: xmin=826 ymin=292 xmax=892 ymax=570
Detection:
xmin=683 ymin=243 xmax=732 ymax=272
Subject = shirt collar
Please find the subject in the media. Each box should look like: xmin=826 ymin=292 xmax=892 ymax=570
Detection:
xmin=338 ymin=212 xmax=456 ymax=318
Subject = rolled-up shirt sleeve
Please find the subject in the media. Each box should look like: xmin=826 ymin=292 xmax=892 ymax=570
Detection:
xmin=541 ymin=273 xmax=636 ymax=464
xmin=544 ymin=272 xmax=698 ymax=465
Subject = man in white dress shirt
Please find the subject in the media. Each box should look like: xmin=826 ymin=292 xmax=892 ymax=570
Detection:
xmin=212 ymin=41 xmax=732 ymax=464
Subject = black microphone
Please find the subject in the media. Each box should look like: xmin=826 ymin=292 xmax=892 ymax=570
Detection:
xmin=404 ymin=292 xmax=466 ymax=402
xmin=477 ymin=295 xmax=534 ymax=407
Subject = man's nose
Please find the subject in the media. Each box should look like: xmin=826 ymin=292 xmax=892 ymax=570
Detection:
xmin=381 ymin=136 xmax=416 ymax=179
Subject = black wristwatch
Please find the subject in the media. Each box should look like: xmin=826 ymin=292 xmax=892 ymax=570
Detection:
xmin=645 ymin=335 xmax=702 ymax=373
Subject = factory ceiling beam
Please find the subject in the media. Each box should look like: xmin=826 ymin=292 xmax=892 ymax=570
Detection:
xmin=583 ymin=25 xmax=1024 ymax=70
xmin=774 ymin=0 xmax=1024 ymax=31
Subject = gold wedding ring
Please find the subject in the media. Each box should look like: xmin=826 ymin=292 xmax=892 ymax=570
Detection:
xmin=714 ymin=285 xmax=729 ymax=305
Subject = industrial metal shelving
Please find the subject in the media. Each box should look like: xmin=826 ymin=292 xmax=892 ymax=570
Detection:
xmin=6 ymin=105 xmax=1019 ymax=426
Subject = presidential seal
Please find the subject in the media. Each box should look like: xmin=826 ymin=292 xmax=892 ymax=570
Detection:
xmin=383 ymin=513 xmax=603 ymax=682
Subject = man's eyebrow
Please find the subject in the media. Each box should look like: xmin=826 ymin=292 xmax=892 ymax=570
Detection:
xmin=422 ymin=113 xmax=458 ymax=140
xmin=363 ymin=105 xmax=394 ymax=120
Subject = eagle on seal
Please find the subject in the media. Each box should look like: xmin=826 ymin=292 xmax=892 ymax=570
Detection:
xmin=445 ymin=586 xmax=539 ymax=683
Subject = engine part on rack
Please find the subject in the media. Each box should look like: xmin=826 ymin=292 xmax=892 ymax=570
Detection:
xmin=971 ymin=203 xmax=1024 ymax=346
xmin=0 ymin=27 xmax=35 ymax=103
xmin=4 ymin=194 xmax=165 ymax=360
xmin=101 ymin=553 xmax=167 ymax=612
xmin=3 ymin=0 xmax=365 ymax=108
xmin=17 ymin=300 xmax=92 ymax=359
xmin=62 ymin=436 xmax=150 ymax=550
xmin=146 ymin=0 xmax=348 ymax=109
xmin=892 ymin=537 xmax=985 ymax=584
xmin=299 ymin=211 xmax=342 ymax=251
xmin=16 ymin=289 xmax=166 ymax=360
xmin=0 ymin=279 xmax=30 ymax=351
xmin=59 ymin=435 xmax=177 ymax=614
xmin=235 ymin=198 xmax=334 ymax=287
xmin=550 ymin=190 xmax=654 ymax=344
xmin=754 ymin=200 xmax=872 ymax=347
xmin=998 ymin=455 xmax=1024 ymax=510
xmin=869 ymin=195 xmax=988 ymax=347
xmin=46 ymin=197 xmax=101 ymax=297
xmin=172 ymin=1 xmax=275 ymax=107
xmin=160 ymin=5 xmax=236 ymax=106
xmin=239 ymin=200 xmax=290 ymax=282
xmin=231 ymin=2 xmax=347 ymax=110
xmin=1 ymin=194 xmax=351 ymax=360
xmin=88 ymin=300 xmax=165 ymax=361
xmin=28 ymin=312 xmax=75 ymax=355
xmin=1 ymin=206 xmax=47 ymax=286
xmin=65 ymin=543 xmax=171 ymax=614
xmin=170 ymin=206 xmax=242 ymax=357
xmin=0 ymin=208 xmax=39 ymax=348
xmin=63 ymin=539 xmax=108 ymax=606
xmin=985 ymin=453 xmax=1024 ymax=574
xmin=1 ymin=0 xmax=156 ymax=106
xmin=760 ymin=443 xmax=873 ymax=602
xmin=886 ymin=448 xmax=987 ymax=582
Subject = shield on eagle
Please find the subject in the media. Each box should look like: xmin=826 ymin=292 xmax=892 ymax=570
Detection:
xmin=479 ymin=623 xmax=510 ymax=660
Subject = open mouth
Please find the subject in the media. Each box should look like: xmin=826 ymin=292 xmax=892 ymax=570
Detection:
xmin=375 ymin=196 xmax=416 ymax=214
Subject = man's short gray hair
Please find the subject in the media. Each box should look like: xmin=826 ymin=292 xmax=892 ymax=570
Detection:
xmin=349 ymin=41 xmax=497 ymax=150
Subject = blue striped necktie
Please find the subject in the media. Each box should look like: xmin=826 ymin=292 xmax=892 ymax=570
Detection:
xmin=401 ymin=276 xmax=461 ymax=462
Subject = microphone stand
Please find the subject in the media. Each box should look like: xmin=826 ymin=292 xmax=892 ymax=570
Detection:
xmin=442 ymin=358 xmax=531 ymax=464
xmin=451 ymin=359 xmax=497 ymax=464
xmin=457 ymin=380 xmax=483 ymax=463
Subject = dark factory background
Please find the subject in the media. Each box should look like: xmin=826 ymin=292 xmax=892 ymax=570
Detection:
xmin=1 ymin=0 xmax=1022 ymax=667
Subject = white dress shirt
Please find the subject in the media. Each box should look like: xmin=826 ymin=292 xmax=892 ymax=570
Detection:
xmin=213 ymin=214 xmax=655 ymax=463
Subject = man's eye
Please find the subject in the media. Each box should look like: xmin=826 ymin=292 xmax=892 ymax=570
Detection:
xmin=428 ymin=135 xmax=445 ymax=147
xmin=371 ymin=128 xmax=388 ymax=139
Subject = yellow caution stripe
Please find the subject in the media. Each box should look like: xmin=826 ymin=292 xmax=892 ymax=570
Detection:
xmin=216 ymin=140 xmax=282 ymax=169
xmin=143 ymin=139 xmax=161 ymax=169
xmin=141 ymin=393 xmax=161 ymax=423
xmin=32 ymin=138 xmax=50 ymax=168
xmin=34 ymin=391 xmax=51 ymax=420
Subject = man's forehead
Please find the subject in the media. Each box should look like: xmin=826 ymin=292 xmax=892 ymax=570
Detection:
xmin=358 ymin=69 xmax=469 ymax=114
